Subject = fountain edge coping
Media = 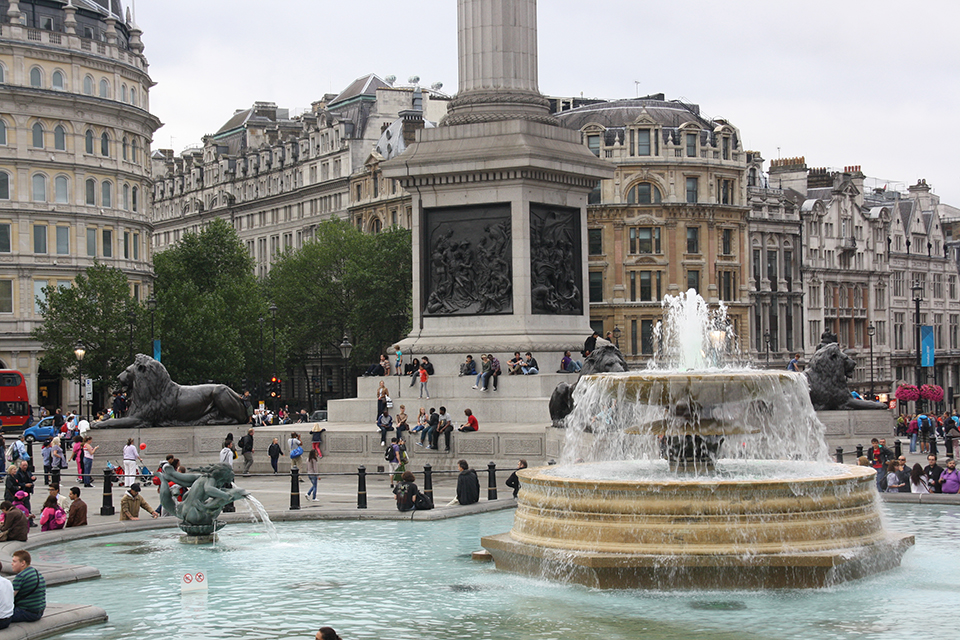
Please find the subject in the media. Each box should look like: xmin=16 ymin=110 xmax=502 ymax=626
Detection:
xmin=0 ymin=603 xmax=108 ymax=640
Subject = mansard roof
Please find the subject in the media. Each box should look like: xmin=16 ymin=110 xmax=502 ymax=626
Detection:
xmin=554 ymin=96 xmax=717 ymax=131
xmin=328 ymin=74 xmax=391 ymax=109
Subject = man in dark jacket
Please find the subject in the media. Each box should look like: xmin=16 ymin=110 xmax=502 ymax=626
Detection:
xmin=455 ymin=459 xmax=480 ymax=506
xmin=238 ymin=428 xmax=255 ymax=476
xmin=924 ymin=454 xmax=944 ymax=493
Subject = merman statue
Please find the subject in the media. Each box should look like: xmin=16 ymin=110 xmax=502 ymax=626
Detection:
xmin=156 ymin=462 xmax=248 ymax=537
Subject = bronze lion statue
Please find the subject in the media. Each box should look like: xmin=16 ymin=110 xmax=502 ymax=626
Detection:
xmin=549 ymin=342 xmax=628 ymax=426
xmin=93 ymin=354 xmax=249 ymax=429
xmin=804 ymin=343 xmax=885 ymax=411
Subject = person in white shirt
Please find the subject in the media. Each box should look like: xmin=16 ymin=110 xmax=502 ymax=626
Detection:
xmin=0 ymin=563 xmax=13 ymax=629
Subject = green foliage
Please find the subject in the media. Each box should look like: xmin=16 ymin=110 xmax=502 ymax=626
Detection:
xmin=267 ymin=218 xmax=412 ymax=368
xmin=31 ymin=263 xmax=139 ymax=393
xmin=153 ymin=218 xmax=265 ymax=386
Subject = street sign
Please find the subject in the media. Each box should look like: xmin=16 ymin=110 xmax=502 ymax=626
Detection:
xmin=181 ymin=571 xmax=207 ymax=593
xmin=84 ymin=377 xmax=92 ymax=401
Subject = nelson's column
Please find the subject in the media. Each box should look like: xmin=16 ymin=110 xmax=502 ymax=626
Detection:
xmin=381 ymin=0 xmax=612 ymax=369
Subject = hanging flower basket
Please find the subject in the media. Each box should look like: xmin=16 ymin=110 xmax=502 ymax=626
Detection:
xmin=920 ymin=384 xmax=944 ymax=403
xmin=895 ymin=384 xmax=920 ymax=402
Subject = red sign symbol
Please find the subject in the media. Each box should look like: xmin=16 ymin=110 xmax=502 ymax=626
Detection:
xmin=183 ymin=574 xmax=193 ymax=583
xmin=195 ymin=572 xmax=205 ymax=582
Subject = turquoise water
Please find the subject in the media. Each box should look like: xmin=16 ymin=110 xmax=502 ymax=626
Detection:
xmin=34 ymin=503 xmax=960 ymax=640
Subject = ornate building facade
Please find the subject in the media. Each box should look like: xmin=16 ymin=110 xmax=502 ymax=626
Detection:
xmin=0 ymin=0 xmax=159 ymax=410
xmin=554 ymin=95 xmax=750 ymax=364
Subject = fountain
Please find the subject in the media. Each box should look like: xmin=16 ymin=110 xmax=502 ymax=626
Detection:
xmin=156 ymin=463 xmax=250 ymax=542
xmin=482 ymin=290 xmax=914 ymax=589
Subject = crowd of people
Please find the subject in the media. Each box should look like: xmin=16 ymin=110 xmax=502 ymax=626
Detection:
xmin=864 ymin=437 xmax=960 ymax=494
xmin=896 ymin=412 xmax=960 ymax=456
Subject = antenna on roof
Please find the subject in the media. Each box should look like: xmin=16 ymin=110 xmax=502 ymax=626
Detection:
xmin=634 ymin=80 xmax=640 ymax=97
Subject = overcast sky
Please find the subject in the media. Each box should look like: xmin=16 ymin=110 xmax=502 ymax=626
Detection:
xmin=135 ymin=0 xmax=960 ymax=205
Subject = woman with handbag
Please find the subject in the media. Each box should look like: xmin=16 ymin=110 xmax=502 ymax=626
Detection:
xmin=376 ymin=381 xmax=388 ymax=417
xmin=288 ymin=432 xmax=303 ymax=469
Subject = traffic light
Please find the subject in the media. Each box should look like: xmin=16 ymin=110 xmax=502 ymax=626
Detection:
xmin=269 ymin=376 xmax=280 ymax=400
xmin=276 ymin=377 xmax=282 ymax=400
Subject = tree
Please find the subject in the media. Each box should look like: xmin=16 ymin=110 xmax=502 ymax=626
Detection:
xmin=32 ymin=263 xmax=139 ymax=399
xmin=267 ymin=218 xmax=412 ymax=371
xmin=153 ymin=218 xmax=265 ymax=386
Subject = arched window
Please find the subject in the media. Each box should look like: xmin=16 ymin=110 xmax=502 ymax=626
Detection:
xmin=0 ymin=120 xmax=6 ymax=146
xmin=54 ymin=176 xmax=68 ymax=204
xmin=121 ymin=85 xmax=127 ymax=102
xmin=130 ymin=88 xmax=137 ymax=106
xmin=52 ymin=70 xmax=64 ymax=90
xmin=31 ymin=122 xmax=44 ymax=148
xmin=131 ymin=138 xmax=139 ymax=163
xmin=0 ymin=172 xmax=10 ymax=200
xmin=29 ymin=67 xmax=42 ymax=88
xmin=122 ymin=136 xmax=128 ymax=160
xmin=0 ymin=66 xmax=5 ymax=83
xmin=100 ymin=132 xmax=109 ymax=156
xmin=132 ymin=186 xmax=139 ymax=212
xmin=101 ymin=181 xmax=112 ymax=207
xmin=99 ymin=78 xmax=108 ymax=98
xmin=122 ymin=183 xmax=129 ymax=210
xmin=54 ymin=125 xmax=66 ymax=151
xmin=626 ymin=182 xmax=662 ymax=204
xmin=31 ymin=174 xmax=46 ymax=202
xmin=85 ymin=129 xmax=94 ymax=154
xmin=85 ymin=178 xmax=96 ymax=205
xmin=83 ymin=75 xmax=94 ymax=95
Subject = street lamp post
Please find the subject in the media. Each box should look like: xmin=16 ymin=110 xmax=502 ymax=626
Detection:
xmin=612 ymin=326 xmax=621 ymax=350
xmin=913 ymin=281 xmax=924 ymax=413
xmin=868 ymin=323 xmax=876 ymax=399
xmin=338 ymin=334 xmax=353 ymax=399
xmin=269 ymin=303 xmax=278 ymax=408
xmin=74 ymin=343 xmax=85 ymax=418
xmin=258 ymin=316 xmax=264 ymax=404
xmin=764 ymin=331 xmax=771 ymax=364
xmin=146 ymin=295 xmax=156 ymax=359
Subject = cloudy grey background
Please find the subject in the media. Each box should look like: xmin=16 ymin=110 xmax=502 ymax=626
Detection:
xmin=135 ymin=0 xmax=960 ymax=204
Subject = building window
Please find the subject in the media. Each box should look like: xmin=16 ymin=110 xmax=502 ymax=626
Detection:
xmin=722 ymin=228 xmax=733 ymax=255
xmin=626 ymin=182 xmax=662 ymax=204
xmin=29 ymin=67 xmax=42 ymax=88
xmin=0 ymin=224 xmax=10 ymax=252
xmin=54 ymin=125 xmax=65 ymax=150
xmin=132 ymin=186 xmax=139 ymax=212
xmin=0 ymin=172 xmax=9 ymax=200
xmin=122 ymin=137 xmax=128 ymax=160
xmin=722 ymin=136 xmax=730 ymax=160
xmin=99 ymin=78 xmax=109 ymax=98
xmin=767 ymin=250 xmax=778 ymax=292
xmin=636 ymin=129 xmax=651 ymax=156
xmin=719 ymin=270 xmax=735 ymax=301
xmin=54 ymin=176 xmax=68 ymax=203
xmin=133 ymin=233 xmax=140 ymax=260
xmin=102 ymin=230 xmax=112 ymax=257
xmin=123 ymin=232 xmax=130 ymax=259
xmin=85 ymin=179 xmax=96 ymax=205
xmin=630 ymin=227 xmax=661 ymax=254
xmin=85 ymin=130 xmax=94 ymax=154
xmin=83 ymin=75 xmax=94 ymax=95
xmin=587 ymin=134 xmax=600 ymax=157
xmin=718 ymin=178 xmax=733 ymax=204
xmin=687 ymin=270 xmax=700 ymax=293
xmin=102 ymin=181 xmax=112 ymax=208
xmin=0 ymin=280 xmax=11 ymax=313
xmin=56 ymin=226 xmax=69 ymax=255
xmin=589 ymin=271 xmax=603 ymax=302
xmin=685 ymin=177 xmax=698 ymax=203
xmin=951 ymin=315 xmax=958 ymax=350
xmin=131 ymin=139 xmax=139 ymax=164
xmin=86 ymin=228 xmax=96 ymax=256
xmin=34 ymin=225 xmax=47 ymax=253
xmin=34 ymin=280 xmax=45 ymax=315
xmin=122 ymin=184 xmax=129 ymax=210
xmin=637 ymin=271 xmax=661 ymax=302
xmin=588 ymin=229 xmax=603 ymax=255
xmin=950 ymin=275 xmax=957 ymax=300
xmin=100 ymin=132 xmax=109 ymax=156
xmin=52 ymin=70 xmax=64 ymax=90
xmin=641 ymin=319 xmax=654 ymax=355
xmin=121 ymin=85 xmax=127 ymax=102
xmin=933 ymin=273 xmax=943 ymax=298
xmin=131 ymin=88 xmax=137 ymax=106
xmin=685 ymin=133 xmax=697 ymax=157
xmin=686 ymin=227 xmax=700 ymax=254
xmin=0 ymin=120 xmax=6 ymax=146
xmin=31 ymin=122 xmax=44 ymax=148
xmin=894 ymin=313 xmax=904 ymax=349
xmin=31 ymin=174 xmax=46 ymax=201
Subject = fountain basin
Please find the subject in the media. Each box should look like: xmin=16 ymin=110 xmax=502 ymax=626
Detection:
xmin=481 ymin=462 xmax=914 ymax=589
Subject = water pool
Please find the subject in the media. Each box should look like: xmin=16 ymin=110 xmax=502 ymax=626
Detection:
xmin=34 ymin=503 xmax=960 ymax=640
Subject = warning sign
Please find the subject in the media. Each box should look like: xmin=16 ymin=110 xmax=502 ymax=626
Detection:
xmin=181 ymin=571 xmax=208 ymax=593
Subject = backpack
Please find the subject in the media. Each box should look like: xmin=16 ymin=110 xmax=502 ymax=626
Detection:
xmin=384 ymin=446 xmax=394 ymax=462
xmin=53 ymin=507 xmax=66 ymax=527
xmin=7 ymin=444 xmax=18 ymax=462
xmin=415 ymin=491 xmax=434 ymax=510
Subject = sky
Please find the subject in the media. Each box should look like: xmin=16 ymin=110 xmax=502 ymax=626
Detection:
xmin=134 ymin=0 xmax=960 ymax=205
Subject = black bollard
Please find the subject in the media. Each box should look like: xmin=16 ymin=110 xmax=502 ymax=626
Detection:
xmin=945 ymin=435 xmax=954 ymax=459
xmin=835 ymin=447 xmax=844 ymax=464
xmin=487 ymin=461 xmax=497 ymax=501
xmin=290 ymin=467 xmax=300 ymax=510
xmin=100 ymin=468 xmax=115 ymax=516
xmin=423 ymin=463 xmax=433 ymax=503
xmin=929 ymin=435 xmax=938 ymax=457
xmin=855 ymin=444 xmax=864 ymax=458
xmin=357 ymin=466 xmax=367 ymax=509
xmin=25 ymin=441 xmax=34 ymax=474
xmin=894 ymin=440 xmax=902 ymax=457
xmin=51 ymin=468 xmax=60 ymax=486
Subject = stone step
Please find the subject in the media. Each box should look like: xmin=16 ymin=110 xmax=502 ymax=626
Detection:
xmin=327 ymin=395 xmax=551 ymax=423
xmin=354 ymin=371 xmax=576 ymax=399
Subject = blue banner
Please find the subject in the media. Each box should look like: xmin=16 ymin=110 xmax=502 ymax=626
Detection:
xmin=153 ymin=339 xmax=162 ymax=363
xmin=921 ymin=325 xmax=934 ymax=367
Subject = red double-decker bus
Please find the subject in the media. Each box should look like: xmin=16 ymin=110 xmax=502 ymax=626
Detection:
xmin=0 ymin=371 xmax=31 ymax=430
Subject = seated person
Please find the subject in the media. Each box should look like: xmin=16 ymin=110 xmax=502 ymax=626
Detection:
xmin=459 ymin=355 xmax=477 ymax=377
xmin=458 ymin=408 xmax=479 ymax=432
xmin=0 ymin=502 xmax=28 ymax=542
xmin=506 ymin=352 xmax=524 ymax=375
xmin=406 ymin=358 xmax=421 ymax=387
xmin=378 ymin=354 xmax=391 ymax=377
xmin=421 ymin=357 xmax=435 ymax=376
xmin=521 ymin=352 xmax=539 ymax=375
xmin=10 ymin=550 xmax=45 ymax=623
xmin=455 ymin=460 xmax=480 ymax=506
xmin=392 ymin=471 xmax=419 ymax=512
xmin=362 ymin=361 xmax=385 ymax=377
xmin=558 ymin=350 xmax=583 ymax=373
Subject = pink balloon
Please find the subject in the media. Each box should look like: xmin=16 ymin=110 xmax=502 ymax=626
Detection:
xmin=139 ymin=443 xmax=147 ymax=450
